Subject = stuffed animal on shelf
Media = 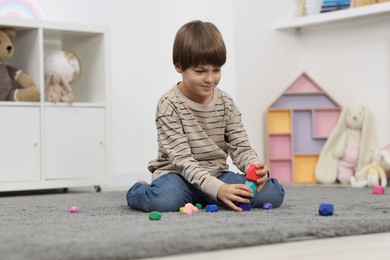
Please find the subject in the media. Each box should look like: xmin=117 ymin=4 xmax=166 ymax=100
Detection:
xmin=351 ymin=149 xmax=388 ymax=188
xmin=315 ymin=105 xmax=379 ymax=184
xmin=44 ymin=49 xmax=80 ymax=104
xmin=0 ymin=28 xmax=40 ymax=101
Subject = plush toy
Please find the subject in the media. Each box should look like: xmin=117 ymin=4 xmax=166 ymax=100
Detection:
xmin=351 ymin=149 xmax=388 ymax=187
xmin=380 ymin=144 xmax=390 ymax=180
xmin=315 ymin=105 xmax=379 ymax=184
xmin=0 ymin=28 xmax=40 ymax=101
xmin=44 ymin=49 xmax=80 ymax=104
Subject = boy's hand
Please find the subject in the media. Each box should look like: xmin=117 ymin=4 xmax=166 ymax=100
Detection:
xmin=217 ymin=184 xmax=253 ymax=212
xmin=249 ymin=162 xmax=269 ymax=192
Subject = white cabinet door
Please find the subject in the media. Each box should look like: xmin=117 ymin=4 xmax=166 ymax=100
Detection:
xmin=44 ymin=107 xmax=106 ymax=179
xmin=0 ymin=107 xmax=40 ymax=182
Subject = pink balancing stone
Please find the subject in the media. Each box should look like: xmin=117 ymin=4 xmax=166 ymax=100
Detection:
xmin=183 ymin=203 xmax=198 ymax=214
xmin=372 ymin=185 xmax=384 ymax=195
xmin=70 ymin=206 xmax=79 ymax=213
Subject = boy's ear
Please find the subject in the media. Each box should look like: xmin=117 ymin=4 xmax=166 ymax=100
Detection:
xmin=175 ymin=63 xmax=183 ymax=73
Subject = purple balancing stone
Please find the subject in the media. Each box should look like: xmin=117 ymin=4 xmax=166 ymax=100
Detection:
xmin=239 ymin=202 xmax=251 ymax=211
xmin=262 ymin=202 xmax=273 ymax=210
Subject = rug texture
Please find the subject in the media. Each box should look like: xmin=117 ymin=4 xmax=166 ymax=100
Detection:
xmin=1 ymin=185 xmax=390 ymax=259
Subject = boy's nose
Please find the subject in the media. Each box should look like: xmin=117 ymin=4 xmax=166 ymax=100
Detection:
xmin=204 ymin=74 xmax=213 ymax=83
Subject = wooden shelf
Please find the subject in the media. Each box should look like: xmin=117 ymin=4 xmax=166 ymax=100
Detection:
xmin=274 ymin=2 xmax=390 ymax=31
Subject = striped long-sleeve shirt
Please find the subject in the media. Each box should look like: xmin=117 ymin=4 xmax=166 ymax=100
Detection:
xmin=148 ymin=84 xmax=259 ymax=200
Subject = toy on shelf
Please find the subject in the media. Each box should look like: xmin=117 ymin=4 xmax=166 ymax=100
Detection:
xmin=315 ymin=105 xmax=378 ymax=185
xmin=0 ymin=28 xmax=40 ymax=102
xmin=44 ymin=48 xmax=81 ymax=104
xmin=351 ymin=149 xmax=388 ymax=187
xmin=266 ymin=72 xmax=341 ymax=183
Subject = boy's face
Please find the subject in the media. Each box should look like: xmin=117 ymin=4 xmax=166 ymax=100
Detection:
xmin=176 ymin=64 xmax=221 ymax=105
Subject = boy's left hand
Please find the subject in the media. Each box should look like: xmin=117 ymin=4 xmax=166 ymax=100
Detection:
xmin=250 ymin=162 xmax=269 ymax=192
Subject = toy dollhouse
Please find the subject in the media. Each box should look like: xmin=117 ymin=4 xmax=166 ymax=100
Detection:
xmin=266 ymin=72 xmax=341 ymax=183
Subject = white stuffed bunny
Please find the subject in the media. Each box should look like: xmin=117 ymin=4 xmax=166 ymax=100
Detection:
xmin=315 ymin=105 xmax=379 ymax=184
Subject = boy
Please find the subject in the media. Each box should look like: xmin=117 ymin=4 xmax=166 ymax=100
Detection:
xmin=127 ymin=20 xmax=285 ymax=212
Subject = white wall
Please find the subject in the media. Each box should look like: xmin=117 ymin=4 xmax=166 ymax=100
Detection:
xmin=296 ymin=16 xmax=390 ymax=145
xmin=29 ymin=0 xmax=390 ymax=187
xmin=32 ymin=0 xmax=239 ymax=186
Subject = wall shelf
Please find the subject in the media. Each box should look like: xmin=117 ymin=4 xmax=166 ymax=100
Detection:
xmin=274 ymin=2 xmax=390 ymax=31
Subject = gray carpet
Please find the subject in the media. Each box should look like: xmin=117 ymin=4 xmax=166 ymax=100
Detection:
xmin=1 ymin=185 xmax=390 ymax=259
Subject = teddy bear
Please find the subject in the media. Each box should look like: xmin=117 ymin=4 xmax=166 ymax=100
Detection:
xmin=315 ymin=105 xmax=379 ymax=184
xmin=351 ymin=149 xmax=388 ymax=188
xmin=0 ymin=28 xmax=40 ymax=101
xmin=44 ymin=48 xmax=80 ymax=104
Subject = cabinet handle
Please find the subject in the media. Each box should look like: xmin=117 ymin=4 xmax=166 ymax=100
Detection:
xmin=33 ymin=142 xmax=38 ymax=146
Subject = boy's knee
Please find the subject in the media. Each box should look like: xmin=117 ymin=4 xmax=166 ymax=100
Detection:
xmin=268 ymin=178 xmax=285 ymax=208
xmin=252 ymin=178 xmax=285 ymax=209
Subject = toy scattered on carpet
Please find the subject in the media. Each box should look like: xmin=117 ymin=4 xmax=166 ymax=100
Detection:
xmin=183 ymin=203 xmax=199 ymax=215
xmin=205 ymin=204 xmax=219 ymax=213
xmin=148 ymin=211 xmax=162 ymax=220
xmin=318 ymin=203 xmax=334 ymax=216
xmin=0 ymin=27 xmax=40 ymax=101
xmin=372 ymin=185 xmax=385 ymax=195
xmin=262 ymin=202 xmax=273 ymax=210
xmin=315 ymin=105 xmax=378 ymax=185
xmin=194 ymin=203 xmax=202 ymax=210
xmin=70 ymin=206 xmax=79 ymax=213
xmin=44 ymin=48 xmax=81 ymax=104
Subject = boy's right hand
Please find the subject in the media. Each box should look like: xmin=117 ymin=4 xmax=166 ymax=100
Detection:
xmin=217 ymin=184 xmax=253 ymax=212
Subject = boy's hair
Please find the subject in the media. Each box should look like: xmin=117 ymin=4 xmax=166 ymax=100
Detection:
xmin=173 ymin=20 xmax=226 ymax=71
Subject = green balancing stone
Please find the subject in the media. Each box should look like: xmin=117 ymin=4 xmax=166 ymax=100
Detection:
xmin=245 ymin=180 xmax=257 ymax=197
xmin=148 ymin=211 xmax=162 ymax=220
xmin=195 ymin=203 xmax=203 ymax=210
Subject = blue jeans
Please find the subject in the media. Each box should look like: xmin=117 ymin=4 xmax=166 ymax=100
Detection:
xmin=126 ymin=172 xmax=285 ymax=212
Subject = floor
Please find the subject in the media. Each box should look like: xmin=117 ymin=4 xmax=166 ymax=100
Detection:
xmin=107 ymin=182 xmax=390 ymax=260
xmin=148 ymin=232 xmax=390 ymax=260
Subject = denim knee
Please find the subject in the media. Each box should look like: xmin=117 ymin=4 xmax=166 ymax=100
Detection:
xmin=251 ymin=178 xmax=285 ymax=208
xmin=127 ymin=173 xmax=199 ymax=212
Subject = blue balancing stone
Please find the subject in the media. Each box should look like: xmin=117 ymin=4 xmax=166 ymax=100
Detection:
xmin=205 ymin=204 xmax=219 ymax=212
xmin=318 ymin=203 xmax=334 ymax=216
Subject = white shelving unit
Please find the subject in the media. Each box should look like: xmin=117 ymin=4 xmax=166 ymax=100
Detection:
xmin=0 ymin=17 xmax=111 ymax=192
xmin=274 ymin=2 xmax=390 ymax=31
